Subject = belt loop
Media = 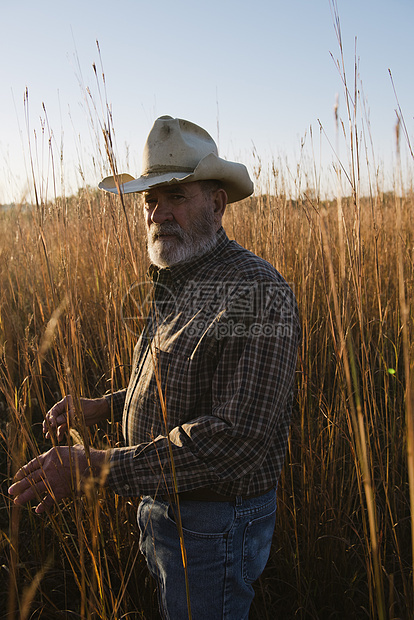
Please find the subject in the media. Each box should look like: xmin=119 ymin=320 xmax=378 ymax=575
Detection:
xmin=235 ymin=495 xmax=243 ymax=507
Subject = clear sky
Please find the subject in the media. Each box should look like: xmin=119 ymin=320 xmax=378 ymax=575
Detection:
xmin=1 ymin=0 xmax=413 ymax=203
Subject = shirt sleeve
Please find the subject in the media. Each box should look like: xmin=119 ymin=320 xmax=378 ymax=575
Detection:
xmin=104 ymin=389 xmax=127 ymax=423
xmin=106 ymin=281 xmax=300 ymax=497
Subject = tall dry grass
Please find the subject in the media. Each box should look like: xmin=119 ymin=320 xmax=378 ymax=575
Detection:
xmin=0 ymin=165 xmax=413 ymax=618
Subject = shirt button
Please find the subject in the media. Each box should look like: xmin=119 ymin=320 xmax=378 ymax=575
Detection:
xmin=123 ymin=484 xmax=130 ymax=492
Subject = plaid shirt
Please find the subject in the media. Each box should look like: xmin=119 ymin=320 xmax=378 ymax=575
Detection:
xmin=105 ymin=227 xmax=300 ymax=498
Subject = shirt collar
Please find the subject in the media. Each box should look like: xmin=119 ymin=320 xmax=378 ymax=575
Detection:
xmin=148 ymin=227 xmax=230 ymax=283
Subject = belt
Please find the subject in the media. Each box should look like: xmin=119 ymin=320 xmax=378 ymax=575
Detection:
xmin=161 ymin=486 xmax=275 ymax=503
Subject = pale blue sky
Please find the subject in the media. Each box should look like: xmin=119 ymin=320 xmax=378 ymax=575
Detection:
xmin=1 ymin=0 xmax=413 ymax=203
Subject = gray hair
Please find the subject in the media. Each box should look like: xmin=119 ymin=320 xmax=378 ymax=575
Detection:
xmin=200 ymin=180 xmax=223 ymax=196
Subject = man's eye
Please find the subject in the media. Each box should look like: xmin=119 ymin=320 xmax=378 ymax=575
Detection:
xmin=170 ymin=194 xmax=185 ymax=202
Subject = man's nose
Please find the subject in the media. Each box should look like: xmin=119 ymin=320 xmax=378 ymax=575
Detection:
xmin=150 ymin=200 xmax=174 ymax=224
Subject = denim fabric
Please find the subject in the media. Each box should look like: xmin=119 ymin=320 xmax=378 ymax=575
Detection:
xmin=137 ymin=488 xmax=277 ymax=619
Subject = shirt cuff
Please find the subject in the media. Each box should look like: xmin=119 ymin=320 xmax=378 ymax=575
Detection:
xmin=104 ymin=389 xmax=127 ymax=423
xmin=106 ymin=447 xmax=142 ymax=496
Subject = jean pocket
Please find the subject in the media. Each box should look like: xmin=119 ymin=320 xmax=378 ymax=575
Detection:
xmin=166 ymin=501 xmax=235 ymax=540
xmin=242 ymin=508 xmax=277 ymax=584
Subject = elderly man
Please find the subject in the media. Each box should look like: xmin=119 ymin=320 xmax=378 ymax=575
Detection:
xmin=9 ymin=116 xmax=300 ymax=619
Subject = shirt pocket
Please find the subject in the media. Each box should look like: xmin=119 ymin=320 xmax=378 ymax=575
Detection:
xmin=146 ymin=347 xmax=191 ymax=428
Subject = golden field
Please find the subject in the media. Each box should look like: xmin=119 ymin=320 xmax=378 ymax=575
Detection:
xmin=0 ymin=159 xmax=413 ymax=619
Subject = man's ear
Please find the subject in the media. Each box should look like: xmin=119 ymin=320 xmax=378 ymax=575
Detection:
xmin=212 ymin=188 xmax=227 ymax=230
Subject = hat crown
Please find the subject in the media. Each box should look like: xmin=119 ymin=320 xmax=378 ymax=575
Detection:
xmin=142 ymin=115 xmax=218 ymax=176
xmin=99 ymin=115 xmax=254 ymax=203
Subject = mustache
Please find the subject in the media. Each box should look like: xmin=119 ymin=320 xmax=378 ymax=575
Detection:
xmin=149 ymin=222 xmax=185 ymax=241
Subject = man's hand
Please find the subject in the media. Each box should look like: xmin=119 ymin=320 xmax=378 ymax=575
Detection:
xmin=8 ymin=445 xmax=108 ymax=514
xmin=43 ymin=395 xmax=110 ymax=442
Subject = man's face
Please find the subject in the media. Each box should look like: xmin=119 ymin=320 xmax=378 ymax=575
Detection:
xmin=143 ymin=181 xmax=225 ymax=267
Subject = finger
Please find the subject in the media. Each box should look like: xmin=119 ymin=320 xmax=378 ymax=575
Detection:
xmin=9 ymin=462 xmax=44 ymax=496
xmin=13 ymin=456 xmax=42 ymax=482
xmin=44 ymin=397 xmax=72 ymax=439
xmin=56 ymin=422 xmax=68 ymax=442
xmin=9 ymin=475 xmax=49 ymax=506
xmin=33 ymin=484 xmax=64 ymax=515
xmin=43 ymin=417 xmax=60 ymax=436
xmin=12 ymin=483 xmax=41 ymax=506
xmin=43 ymin=416 xmax=57 ymax=440
xmin=8 ymin=478 xmax=29 ymax=496
xmin=35 ymin=494 xmax=55 ymax=514
xmin=44 ymin=406 xmax=62 ymax=430
xmin=44 ymin=421 xmax=68 ymax=442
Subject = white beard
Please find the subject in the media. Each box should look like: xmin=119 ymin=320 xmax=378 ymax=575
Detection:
xmin=147 ymin=208 xmax=217 ymax=268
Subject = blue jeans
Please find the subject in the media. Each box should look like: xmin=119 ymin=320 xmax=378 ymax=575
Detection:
xmin=137 ymin=488 xmax=277 ymax=619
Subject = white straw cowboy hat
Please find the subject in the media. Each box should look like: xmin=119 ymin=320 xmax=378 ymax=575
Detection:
xmin=99 ymin=115 xmax=254 ymax=203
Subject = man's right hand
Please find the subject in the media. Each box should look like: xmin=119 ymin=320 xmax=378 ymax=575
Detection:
xmin=43 ymin=395 xmax=110 ymax=442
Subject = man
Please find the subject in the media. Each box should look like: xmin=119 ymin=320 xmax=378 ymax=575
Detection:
xmin=9 ymin=116 xmax=300 ymax=619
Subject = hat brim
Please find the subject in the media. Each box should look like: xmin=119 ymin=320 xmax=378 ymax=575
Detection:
xmin=98 ymin=153 xmax=253 ymax=204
